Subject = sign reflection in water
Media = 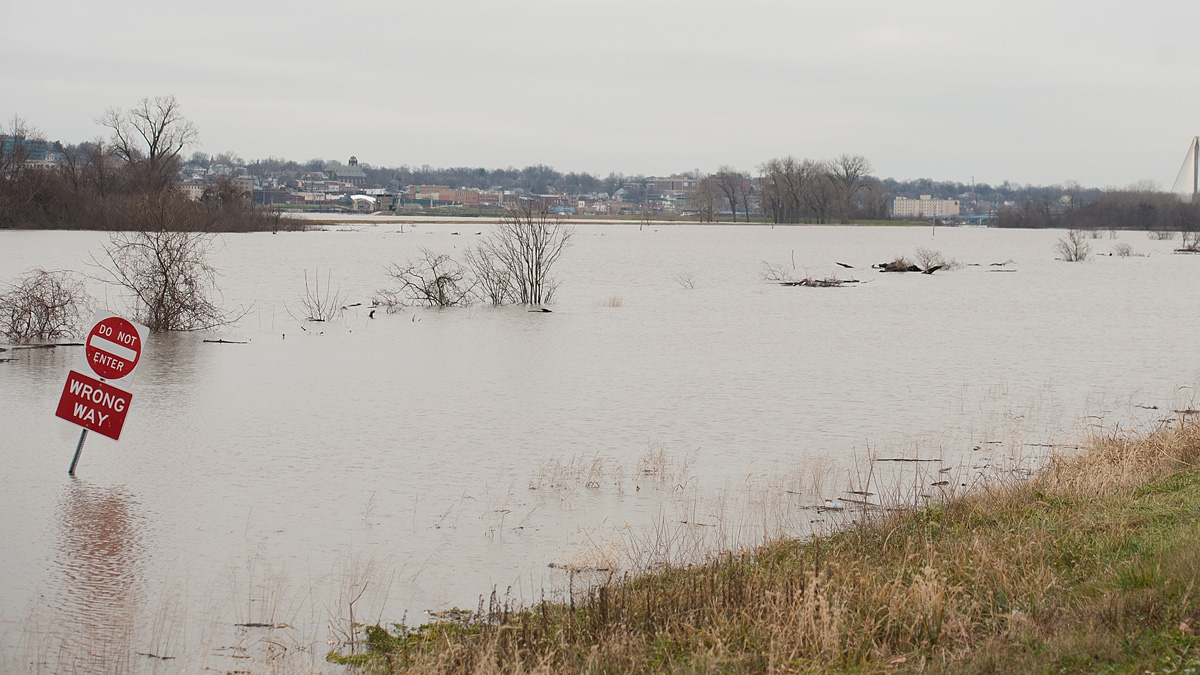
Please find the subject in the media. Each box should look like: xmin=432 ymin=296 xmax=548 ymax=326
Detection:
xmin=46 ymin=482 xmax=145 ymax=673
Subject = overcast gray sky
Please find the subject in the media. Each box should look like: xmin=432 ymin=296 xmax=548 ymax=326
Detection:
xmin=5 ymin=0 xmax=1197 ymax=187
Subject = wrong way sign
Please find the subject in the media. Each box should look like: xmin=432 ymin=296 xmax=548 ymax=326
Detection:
xmin=55 ymin=370 xmax=132 ymax=440
xmin=58 ymin=312 xmax=148 ymax=475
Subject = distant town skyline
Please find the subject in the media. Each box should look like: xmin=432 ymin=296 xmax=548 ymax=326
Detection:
xmin=5 ymin=0 xmax=1198 ymax=189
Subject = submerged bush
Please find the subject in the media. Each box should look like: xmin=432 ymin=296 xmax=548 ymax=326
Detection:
xmin=1055 ymin=229 xmax=1091 ymax=262
xmin=0 ymin=268 xmax=89 ymax=343
xmin=385 ymin=248 xmax=475 ymax=308
xmin=92 ymin=196 xmax=239 ymax=331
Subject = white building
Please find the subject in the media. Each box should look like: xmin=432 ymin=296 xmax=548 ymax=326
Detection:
xmin=893 ymin=195 xmax=960 ymax=218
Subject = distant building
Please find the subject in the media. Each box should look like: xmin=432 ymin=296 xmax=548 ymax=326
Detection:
xmin=178 ymin=176 xmax=254 ymax=201
xmin=350 ymin=195 xmax=377 ymax=212
xmin=893 ymin=195 xmax=960 ymax=218
xmin=179 ymin=181 xmax=208 ymax=201
xmin=646 ymin=175 xmax=697 ymax=194
xmin=376 ymin=193 xmax=398 ymax=211
xmin=0 ymin=136 xmax=60 ymax=171
xmin=327 ymin=156 xmax=367 ymax=186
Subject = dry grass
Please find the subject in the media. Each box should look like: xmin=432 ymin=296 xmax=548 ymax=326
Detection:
xmin=341 ymin=418 xmax=1200 ymax=673
xmin=599 ymin=296 xmax=624 ymax=307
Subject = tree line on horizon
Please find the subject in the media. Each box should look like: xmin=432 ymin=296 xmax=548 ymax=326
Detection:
xmin=0 ymin=97 xmax=284 ymax=231
xmin=3 ymin=95 xmax=1199 ymax=232
xmin=172 ymin=154 xmax=1200 ymax=231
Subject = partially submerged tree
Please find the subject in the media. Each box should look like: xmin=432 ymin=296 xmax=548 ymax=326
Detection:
xmin=0 ymin=269 xmax=90 ymax=342
xmin=760 ymin=261 xmax=792 ymax=281
xmin=297 ymin=269 xmax=346 ymax=321
xmin=386 ymin=248 xmax=476 ymax=308
xmin=464 ymin=242 xmax=515 ymax=306
xmin=1055 ymin=229 xmax=1092 ymax=262
xmin=912 ymin=247 xmax=947 ymax=273
xmin=92 ymin=194 xmax=235 ymax=331
xmin=1180 ymin=229 xmax=1200 ymax=253
xmin=483 ymin=202 xmax=574 ymax=305
xmin=384 ymin=204 xmax=573 ymax=310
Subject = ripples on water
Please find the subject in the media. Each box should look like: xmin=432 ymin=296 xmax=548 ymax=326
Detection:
xmin=2 ymin=223 xmax=1200 ymax=671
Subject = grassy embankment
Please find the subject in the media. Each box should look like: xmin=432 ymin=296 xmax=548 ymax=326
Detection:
xmin=335 ymin=417 xmax=1200 ymax=673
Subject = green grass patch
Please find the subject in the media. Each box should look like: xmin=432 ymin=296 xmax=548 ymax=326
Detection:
xmin=337 ymin=425 xmax=1200 ymax=673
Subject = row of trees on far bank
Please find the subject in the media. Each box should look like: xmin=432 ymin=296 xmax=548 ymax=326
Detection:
xmin=755 ymin=154 xmax=886 ymax=224
xmin=996 ymin=187 xmax=1200 ymax=233
xmin=0 ymin=97 xmax=286 ymax=232
xmin=680 ymin=155 xmax=885 ymax=225
xmin=6 ymin=96 xmax=1200 ymax=233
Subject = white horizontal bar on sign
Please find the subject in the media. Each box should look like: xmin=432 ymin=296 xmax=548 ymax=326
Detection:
xmin=88 ymin=334 xmax=138 ymax=362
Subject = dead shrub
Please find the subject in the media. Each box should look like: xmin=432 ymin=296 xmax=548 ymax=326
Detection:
xmin=385 ymin=248 xmax=475 ymax=308
xmin=760 ymin=261 xmax=792 ymax=281
xmin=1054 ymin=229 xmax=1091 ymax=262
xmin=91 ymin=195 xmax=242 ymax=331
xmin=0 ymin=269 xmax=90 ymax=342
xmin=295 ymin=269 xmax=346 ymax=322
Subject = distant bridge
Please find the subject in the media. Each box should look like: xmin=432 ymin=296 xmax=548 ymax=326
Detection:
xmin=1171 ymin=137 xmax=1200 ymax=200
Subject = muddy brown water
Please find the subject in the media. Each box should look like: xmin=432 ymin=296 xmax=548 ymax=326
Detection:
xmin=2 ymin=223 xmax=1198 ymax=671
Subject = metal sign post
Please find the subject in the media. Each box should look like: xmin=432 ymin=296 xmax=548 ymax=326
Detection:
xmin=68 ymin=430 xmax=88 ymax=477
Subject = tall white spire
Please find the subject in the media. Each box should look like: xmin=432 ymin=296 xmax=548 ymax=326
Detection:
xmin=1171 ymin=137 xmax=1200 ymax=200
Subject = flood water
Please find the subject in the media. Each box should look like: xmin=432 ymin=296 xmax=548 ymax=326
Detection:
xmin=3 ymin=222 xmax=1200 ymax=672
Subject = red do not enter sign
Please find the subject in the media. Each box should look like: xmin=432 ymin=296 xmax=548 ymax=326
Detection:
xmin=86 ymin=315 xmax=142 ymax=380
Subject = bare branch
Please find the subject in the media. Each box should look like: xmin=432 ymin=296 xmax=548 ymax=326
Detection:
xmin=384 ymin=248 xmax=475 ymax=308
xmin=90 ymin=194 xmax=242 ymax=331
xmin=98 ymin=94 xmax=198 ymax=193
xmin=0 ymin=269 xmax=90 ymax=342
xmin=483 ymin=202 xmax=574 ymax=305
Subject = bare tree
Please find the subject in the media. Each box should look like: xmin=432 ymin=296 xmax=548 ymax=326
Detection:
xmin=713 ymin=166 xmax=750 ymax=222
xmin=673 ymin=272 xmax=697 ymax=289
xmin=802 ymin=163 xmax=836 ymax=224
xmin=385 ymin=248 xmax=475 ymax=308
xmin=92 ymin=194 xmax=235 ymax=331
xmin=98 ymin=94 xmax=198 ymax=193
xmin=464 ymin=243 xmax=515 ymax=306
xmin=61 ymin=139 xmax=120 ymax=200
xmin=0 ymin=116 xmax=57 ymax=228
xmin=296 ymin=269 xmax=346 ymax=321
xmin=0 ymin=115 xmax=41 ymax=177
xmin=688 ymin=177 xmax=717 ymax=223
xmin=857 ymin=180 xmax=889 ymax=220
xmin=0 ymin=269 xmax=90 ymax=342
xmin=1180 ymin=229 xmax=1200 ymax=252
xmin=912 ymin=247 xmax=947 ymax=273
xmin=760 ymin=157 xmax=825 ymax=224
xmin=759 ymin=158 xmax=796 ymax=225
xmin=760 ymin=261 xmax=792 ymax=281
xmin=1055 ymin=229 xmax=1091 ymax=262
xmin=829 ymin=154 xmax=872 ymax=224
xmin=483 ymin=201 xmax=574 ymax=305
